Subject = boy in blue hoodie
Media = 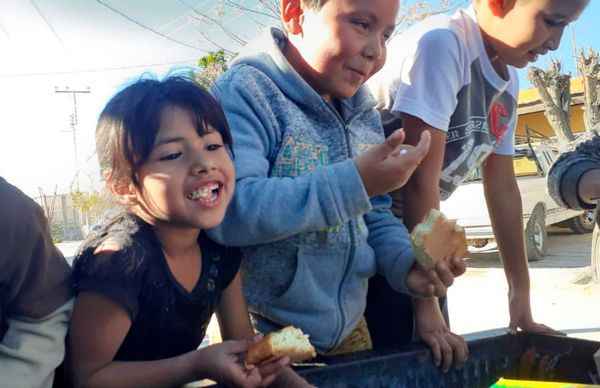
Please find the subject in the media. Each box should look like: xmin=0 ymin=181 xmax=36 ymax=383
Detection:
xmin=209 ymin=0 xmax=466 ymax=356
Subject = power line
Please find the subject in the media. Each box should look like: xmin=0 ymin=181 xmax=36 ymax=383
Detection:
xmin=0 ymin=20 xmax=9 ymax=39
xmin=157 ymin=0 xmax=212 ymax=34
xmin=0 ymin=59 xmax=199 ymax=77
xmin=95 ymin=0 xmax=206 ymax=52
xmin=30 ymin=0 xmax=65 ymax=48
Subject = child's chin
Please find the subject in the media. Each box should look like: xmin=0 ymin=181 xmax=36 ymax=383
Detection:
xmin=202 ymin=218 xmax=226 ymax=230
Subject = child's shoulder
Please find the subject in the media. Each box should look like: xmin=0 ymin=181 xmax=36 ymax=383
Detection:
xmin=0 ymin=178 xmax=45 ymax=229
xmin=216 ymin=61 xmax=279 ymax=92
xmin=394 ymin=7 xmax=477 ymax=51
xmin=73 ymin=214 xmax=153 ymax=275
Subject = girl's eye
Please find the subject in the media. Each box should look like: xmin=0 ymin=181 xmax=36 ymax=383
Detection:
xmin=206 ymin=144 xmax=223 ymax=151
xmin=159 ymin=152 xmax=182 ymax=161
xmin=353 ymin=20 xmax=369 ymax=30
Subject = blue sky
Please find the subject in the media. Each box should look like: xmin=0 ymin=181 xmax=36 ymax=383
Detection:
xmin=0 ymin=0 xmax=598 ymax=197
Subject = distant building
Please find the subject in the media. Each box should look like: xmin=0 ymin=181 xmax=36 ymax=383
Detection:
xmin=35 ymin=192 xmax=84 ymax=241
xmin=517 ymin=77 xmax=587 ymax=138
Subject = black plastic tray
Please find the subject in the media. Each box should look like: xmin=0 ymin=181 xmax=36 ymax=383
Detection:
xmin=295 ymin=330 xmax=600 ymax=387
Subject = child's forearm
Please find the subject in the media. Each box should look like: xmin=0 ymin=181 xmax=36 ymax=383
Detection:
xmin=73 ymin=350 xmax=204 ymax=388
xmin=578 ymin=169 xmax=600 ymax=204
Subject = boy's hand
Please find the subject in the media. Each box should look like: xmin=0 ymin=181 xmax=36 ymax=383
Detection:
xmin=507 ymin=289 xmax=564 ymax=336
xmin=406 ymin=257 xmax=466 ymax=298
xmin=355 ymin=129 xmax=431 ymax=197
xmin=415 ymin=297 xmax=468 ymax=373
xmin=200 ymin=339 xmax=288 ymax=387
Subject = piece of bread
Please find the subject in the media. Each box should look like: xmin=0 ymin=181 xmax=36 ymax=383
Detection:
xmin=245 ymin=326 xmax=316 ymax=366
xmin=410 ymin=209 xmax=469 ymax=270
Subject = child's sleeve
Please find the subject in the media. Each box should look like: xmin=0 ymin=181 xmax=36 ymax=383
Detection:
xmin=0 ymin=299 xmax=73 ymax=388
xmin=390 ymin=28 xmax=464 ymax=131
xmin=364 ymin=194 xmax=415 ymax=295
xmin=548 ymin=136 xmax=600 ymax=210
xmin=208 ymin=70 xmax=372 ymax=246
xmin=73 ymin=245 xmax=146 ymax=320
xmin=0 ymin=179 xmax=73 ymax=388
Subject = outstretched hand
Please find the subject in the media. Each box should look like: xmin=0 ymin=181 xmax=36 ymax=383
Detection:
xmin=355 ymin=129 xmax=431 ymax=197
xmin=507 ymin=290 xmax=565 ymax=336
xmin=407 ymin=257 xmax=466 ymax=298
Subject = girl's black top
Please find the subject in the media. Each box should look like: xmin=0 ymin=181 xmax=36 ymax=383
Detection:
xmin=73 ymin=212 xmax=240 ymax=361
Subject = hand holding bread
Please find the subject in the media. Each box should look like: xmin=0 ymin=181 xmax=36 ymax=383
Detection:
xmin=245 ymin=326 xmax=316 ymax=367
xmin=410 ymin=208 xmax=469 ymax=270
xmin=405 ymin=209 xmax=468 ymax=297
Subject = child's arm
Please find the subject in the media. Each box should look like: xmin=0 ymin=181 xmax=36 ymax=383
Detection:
xmin=0 ymin=181 xmax=74 ymax=388
xmin=216 ymin=272 xmax=311 ymax=387
xmin=548 ymin=135 xmax=600 ymax=209
xmin=68 ymin=291 xmax=197 ymax=387
xmin=579 ymin=169 xmax=600 ymax=205
xmin=0 ymin=299 xmax=73 ymax=388
xmin=482 ymin=154 xmax=563 ymax=336
xmin=209 ymin=74 xmax=428 ymax=247
xmin=69 ymin=290 xmax=272 ymax=388
xmin=209 ymin=75 xmax=372 ymax=246
xmin=399 ymin=113 xmax=469 ymax=371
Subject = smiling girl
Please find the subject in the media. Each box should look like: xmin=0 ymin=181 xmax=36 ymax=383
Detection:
xmin=67 ymin=75 xmax=307 ymax=387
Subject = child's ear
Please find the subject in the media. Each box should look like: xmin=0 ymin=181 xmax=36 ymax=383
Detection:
xmin=281 ymin=0 xmax=304 ymax=36
xmin=104 ymin=171 xmax=139 ymax=207
xmin=487 ymin=0 xmax=516 ymax=17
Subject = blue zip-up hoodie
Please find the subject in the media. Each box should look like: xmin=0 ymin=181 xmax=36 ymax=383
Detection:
xmin=209 ymin=28 xmax=416 ymax=353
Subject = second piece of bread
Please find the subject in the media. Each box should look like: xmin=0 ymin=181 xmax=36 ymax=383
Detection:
xmin=410 ymin=208 xmax=469 ymax=270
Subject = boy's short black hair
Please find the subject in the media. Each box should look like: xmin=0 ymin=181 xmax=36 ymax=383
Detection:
xmin=96 ymin=75 xmax=233 ymax=187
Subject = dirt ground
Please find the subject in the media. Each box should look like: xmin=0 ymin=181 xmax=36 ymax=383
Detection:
xmin=449 ymin=227 xmax=600 ymax=341
xmin=56 ymin=227 xmax=600 ymax=342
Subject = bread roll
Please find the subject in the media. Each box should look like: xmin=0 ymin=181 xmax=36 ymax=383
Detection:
xmin=410 ymin=209 xmax=469 ymax=270
xmin=245 ymin=326 xmax=316 ymax=366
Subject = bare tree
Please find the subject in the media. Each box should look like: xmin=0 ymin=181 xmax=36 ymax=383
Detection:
xmin=185 ymin=0 xmax=468 ymax=55
xmin=577 ymin=48 xmax=600 ymax=132
xmin=38 ymin=186 xmax=58 ymax=221
xmin=527 ymin=59 xmax=575 ymax=146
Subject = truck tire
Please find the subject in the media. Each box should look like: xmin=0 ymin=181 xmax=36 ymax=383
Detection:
xmin=525 ymin=206 xmax=547 ymax=261
xmin=565 ymin=210 xmax=596 ymax=234
xmin=592 ymin=225 xmax=599 ymax=283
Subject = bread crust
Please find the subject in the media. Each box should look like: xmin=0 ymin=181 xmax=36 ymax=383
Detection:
xmin=410 ymin=209 xmax=469 ymax=270
xmin=245 ymin=326 xmax=316 ymax=366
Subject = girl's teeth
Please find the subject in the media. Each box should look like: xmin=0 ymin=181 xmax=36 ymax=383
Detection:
xmin=189 ymin=184 xmax=219 ymax=200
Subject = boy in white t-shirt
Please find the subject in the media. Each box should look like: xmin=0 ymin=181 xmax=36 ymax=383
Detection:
xmin=367 ymin=0 xmax=589 ymax=372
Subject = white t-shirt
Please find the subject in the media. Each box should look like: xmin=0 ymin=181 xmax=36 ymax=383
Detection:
xmin=368 ymin=6 xmax=519 ymax=200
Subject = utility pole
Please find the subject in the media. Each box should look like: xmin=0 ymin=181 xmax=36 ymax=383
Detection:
xmin=54 ymin=86 xmax=90 ymax=191
xmin=570 ymin=24 xmax=580 ymax=77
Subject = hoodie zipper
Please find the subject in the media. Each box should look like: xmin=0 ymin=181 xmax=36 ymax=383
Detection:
xmin=324 ymin=101 xmax=359 ymax=350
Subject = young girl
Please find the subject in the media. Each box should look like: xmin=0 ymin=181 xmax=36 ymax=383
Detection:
xmin=68 ymin=75 xmax=308 ymax=387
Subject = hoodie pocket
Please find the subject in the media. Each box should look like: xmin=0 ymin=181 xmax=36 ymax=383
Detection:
xmin=262 ymin=246 xmax=347 ymax=348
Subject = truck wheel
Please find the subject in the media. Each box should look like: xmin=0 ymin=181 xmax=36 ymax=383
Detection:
xmin=525 ymin=206 xmax=547 ymax=261
xmin=592 ymin=225 xmax=599 ymax=283
xmin=566 ymin=210 xmax=596 ymax=234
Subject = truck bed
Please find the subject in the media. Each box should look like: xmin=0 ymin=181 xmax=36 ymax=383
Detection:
xmin=295 ymin=330 xmax=600 ymax=387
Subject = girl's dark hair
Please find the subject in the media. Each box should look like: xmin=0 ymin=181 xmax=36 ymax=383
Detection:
xmin=96 ymin=75 xmax=232 ymax=187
